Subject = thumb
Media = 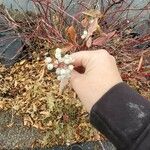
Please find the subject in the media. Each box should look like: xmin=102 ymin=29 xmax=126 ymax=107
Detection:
xmin=70 ymin=70 xmax=84 ymax=90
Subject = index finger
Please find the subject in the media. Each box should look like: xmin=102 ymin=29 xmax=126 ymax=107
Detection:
xmin=71 ymin=51 xmax=90 ymax=68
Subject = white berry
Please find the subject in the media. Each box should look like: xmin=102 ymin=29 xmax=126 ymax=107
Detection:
xmin=60 ymin=69 xmax=66 ymax=75
xmin=81 ymin=30 xmax=88 ymax=39
xmin=47 ymin=63 xmax=54 ymax=70
xmin=55 ymin=53 xmax=61 ymax=59
xmin=61 ymin=75 xmax=66 ymax=80
xmin=83 ymin=30 xmax=88 ymax=35
xmin=56 ymin=68 xmax=61 ymax=75
xmin=57 ymin=76 xmax=62 ymax=81
xmin=55 ymin=48 xmax=62 ymax=54
xmin=57 ymin=75 xmax=65 ymax=80
xmin=64 ymin=54 xmax=70 ymax=59
xmin=68 ymin=65 xmax=74 ymax=71
xmin=58 ymin=57 xmax=64 ymax=63
xmin=45 ymin=57 xmax=52 ymax=64
xmin=65 ymin=69 xmax=71 ymax=75
xmin=65 ymin=74 xmax=71 ymax=79
xmin=64 ymin=59 xmax=71 ymax=65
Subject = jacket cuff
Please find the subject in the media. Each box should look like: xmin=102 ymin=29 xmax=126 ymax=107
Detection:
xmin=90 ymin=82 xmax=150 ymax=150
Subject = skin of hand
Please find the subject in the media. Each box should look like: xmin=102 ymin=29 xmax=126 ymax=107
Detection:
xmin=70 ymin=50 xmax=123 ymax=113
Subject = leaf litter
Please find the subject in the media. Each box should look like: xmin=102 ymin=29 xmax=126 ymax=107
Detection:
xmin=0 ymin=50 xmax=103 ymax=147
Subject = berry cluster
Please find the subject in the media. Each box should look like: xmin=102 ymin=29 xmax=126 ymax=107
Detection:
xmin=45 ymin=48 xmax=74 ymax=81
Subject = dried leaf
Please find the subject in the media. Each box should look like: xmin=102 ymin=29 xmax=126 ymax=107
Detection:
xmin=66 ymin=26 xmax=77 ymax=44
xmin=93 ymin=31 xmax=116 ymax=46
xmin=46 ymin=120 xmax=52 ymax=127
xmin=54 ymin=129 xmax=59 ymax=135
xmin=47 ymin=93 xmax=55 ymax=112
xmin=23 ymin=115 xmax=34 ymax=126
xmin=63 ymin=113 xmax=69 ymax=122
xmin=86 ymin=18 xmax=99 ymax=40
xmin=40 ymin=111 xmax=50 ymax=118
xmin=82 ymin=9 xmax=102 ymax=18
xmin=93 ymin=36 xmax=107 ymax=46
xmin=94 ymin=134 xmax=101 ymax=140
xmin=0 ymin=101 xmax=5 ymax=109
xmin=20 ymin=60 xmax=26 ymax=65
xmin=32 ymin=103 xmax=37 ymax=112
xmin=137 ymin=54 xmax=144 ymax=71
xmin=38 ymin=66 xmax=45 ymax=81
xmin=61 ymin=43 xmax=75 ymax=53
xmin=7 ymin=122 xmax=14 ymax=128
xmin=33 ymin=121 xmax=44 ymax=130
xmin=81 ymin=17 xmax=89 ymax=27
xmin=14 ymin=81 xmax=18 ymax=87
xmin=12 ymin=105 xmax=19 ymax=110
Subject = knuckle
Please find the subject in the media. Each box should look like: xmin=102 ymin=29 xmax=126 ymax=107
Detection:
xmin=98 ymin=50 xmax=110 ymax=58
xmin=111 ymin=55 xmax=116 ymax=61
xmin=100 ymin=49 xmax=109 ymax=55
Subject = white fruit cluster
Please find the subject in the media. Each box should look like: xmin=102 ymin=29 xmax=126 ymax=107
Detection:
xmin=45 ymin=48 xmax=74 ymax=81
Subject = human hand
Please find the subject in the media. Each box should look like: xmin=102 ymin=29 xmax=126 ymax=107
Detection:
xmin=70 ymin=50 xmax=123 ymax=112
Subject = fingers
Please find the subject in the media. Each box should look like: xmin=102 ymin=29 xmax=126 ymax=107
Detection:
xmin=70 ymin=70 xmax=84 ymax=89
xmin=71 ymin=50 xmax=110 ymax=68
xmin=71 ymin=51 xmax=90 ymax=68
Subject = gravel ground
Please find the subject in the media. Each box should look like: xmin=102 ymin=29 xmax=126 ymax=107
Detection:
xmin=0 ymin=110 xmax=116 ymax=150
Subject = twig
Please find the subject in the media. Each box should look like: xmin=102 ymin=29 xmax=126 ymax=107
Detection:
xmin=99 ymin=140 xmax=106 ymax=150
xmin=103 ymin=0 xmax=124 ymax=16
xmin=4 ymin=9 xmax=19 ymax=28
xmin=64 ymin=0 xmax=74 ymax=11
xmin=137 ymin=54 xmax=144 ymax=72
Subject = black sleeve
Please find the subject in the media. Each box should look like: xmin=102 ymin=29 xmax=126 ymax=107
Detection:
xmin=90 ymin=82 xmax=150 ymax=150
